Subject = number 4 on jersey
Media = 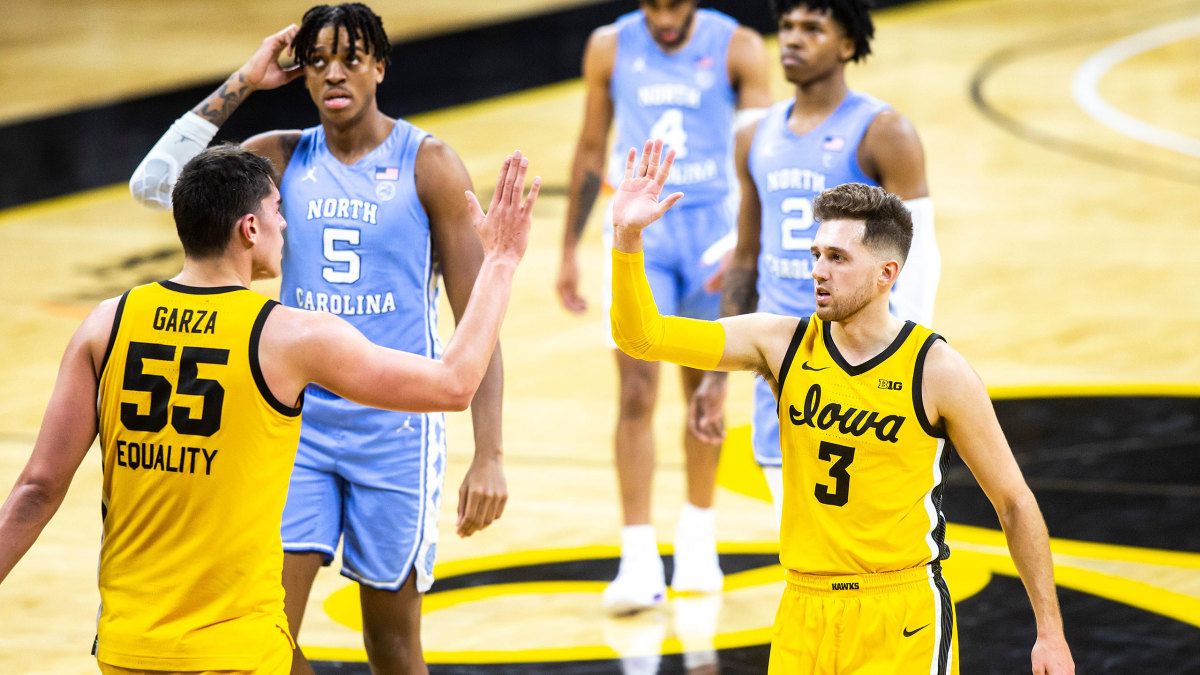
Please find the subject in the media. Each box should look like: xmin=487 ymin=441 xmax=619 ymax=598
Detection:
xmin=649 ymin=109 xmax=689 ymax=159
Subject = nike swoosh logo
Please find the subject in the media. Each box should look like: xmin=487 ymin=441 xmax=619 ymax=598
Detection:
xmin=801 ymin=361 xmax=829 ymax=371
xmin=903 ymin=624 xmax=929 ymax=637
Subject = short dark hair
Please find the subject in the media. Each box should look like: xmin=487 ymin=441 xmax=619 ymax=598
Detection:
xmin=171 ymin=145 xmax=277 ymax=259
xmin=813 ymin=183 xmax=911 ymax=262
xmin=293 ymin=3 xmax=391 ymax=67
xmin=769 ymin=0 xmax=875 ymax=62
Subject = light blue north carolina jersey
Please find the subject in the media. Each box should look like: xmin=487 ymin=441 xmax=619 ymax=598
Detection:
xmin=751 ymin=91 xmax=889 ymax=316
xmin=608 ymin=8 xmax=738 ymax=207
xmin=278 ymin=120 xmax=444 ymax=457
xmin=749 ymin=91 xmax=889 ymax=467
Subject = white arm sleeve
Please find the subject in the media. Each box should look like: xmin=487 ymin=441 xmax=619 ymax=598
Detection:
xmin=129 ymin=112 xmax=219 ymax=210
xmin=733 ymin=106 xmax=768 ymax=131
xmin=890 ymin=197 xmax=940 ymax=326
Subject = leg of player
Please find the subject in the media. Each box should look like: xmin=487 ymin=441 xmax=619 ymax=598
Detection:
xmin=283 ymin=551 xmax=324 ymax=675
xmin=359 ymin=571 xmax=425 ymax=674
xmin=672 ymin=366 xmax=723 ymax=594
xmin=605 ymin=351 xmax=667 ymax=614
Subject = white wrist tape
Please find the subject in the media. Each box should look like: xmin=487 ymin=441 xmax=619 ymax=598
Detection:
xmin=129 ymin=111 xmax=219 ymax=210
xmin=890 ymin=197 xmax=940 ymax=326
xmin=733 ymin=107 xmax=768 ymax=130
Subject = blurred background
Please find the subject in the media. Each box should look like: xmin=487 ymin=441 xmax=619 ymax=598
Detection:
xmin=1 ymin=0 xmax=1199 ymax=672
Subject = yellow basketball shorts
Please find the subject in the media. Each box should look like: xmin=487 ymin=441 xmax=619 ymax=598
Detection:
xmin=768 ymin=563 xmax=959 ymax=675
xmin=97 ymin=626 xmax=292 ymax=675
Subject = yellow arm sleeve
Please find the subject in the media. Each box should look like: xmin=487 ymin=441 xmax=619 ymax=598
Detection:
xmin=610 ymin=248 xmax=726 ymax=370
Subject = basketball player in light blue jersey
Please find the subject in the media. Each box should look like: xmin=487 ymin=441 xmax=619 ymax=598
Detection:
xmin=691 ymin=0 xmax=939 ymax=526
xmin=556 ymin=0 xmax=771 ymax=615
xmin=129 ymin=5 xmax=507 ymax=673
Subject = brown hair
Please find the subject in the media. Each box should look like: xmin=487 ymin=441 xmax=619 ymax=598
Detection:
xmin=171 ymin=145 xmax=277 ymax=258
xmin=813 ymin=182 xmax=912 ymax=262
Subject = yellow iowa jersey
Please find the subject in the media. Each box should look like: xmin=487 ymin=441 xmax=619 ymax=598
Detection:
xmin=777 ymin=315 xmax=950 ymax=576
xmin=95 ymin=281 xmax=302 ymax=670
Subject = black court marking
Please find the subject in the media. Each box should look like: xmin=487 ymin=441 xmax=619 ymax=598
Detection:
xmin=430 ymin=553 xmax=778 ymax=593
xmin=0 ymin=0 xmax=927 ymax=209
xmin=0 ymin=1 xmax=772 ymax=210
xmin=958 ymin=574 xmax=1200 ymax=674
xmin=944 ymin=396 xmax=1200 ymax=553
xmin=316 ymin=644 xmax=774 ymax=674
xmin=969 ymin=5 xmax=1200 ymax=187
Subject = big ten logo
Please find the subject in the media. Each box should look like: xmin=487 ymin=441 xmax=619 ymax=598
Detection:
xmin=878 ymin=379 xmax=903 ymax=391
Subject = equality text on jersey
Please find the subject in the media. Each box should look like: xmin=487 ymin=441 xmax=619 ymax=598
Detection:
xmin=112 ymin=440 xmax=219 ymax=476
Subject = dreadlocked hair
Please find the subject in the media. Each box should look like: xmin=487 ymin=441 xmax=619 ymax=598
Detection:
xmin=292 ymin=3 xmax=391 ymax=67
xmin=769 ymin=0 xmax=875 ymax=62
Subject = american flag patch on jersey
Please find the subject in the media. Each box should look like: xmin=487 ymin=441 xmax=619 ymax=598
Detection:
xmin=822 ymin=136 xmax=845 ymax=151
xmin=375 ymin=166 xmax=400 ymax=181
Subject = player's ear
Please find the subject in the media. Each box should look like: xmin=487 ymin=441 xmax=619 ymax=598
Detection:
xmin=374 ymin=58 xmax=385 ymax=84
xmin=879 ymin=259 xmax=900 ymax=286
xmin=839 ymin=37 xmax=855 ymax=63
xmin=238 ymin=213 xmax=259 ymax=244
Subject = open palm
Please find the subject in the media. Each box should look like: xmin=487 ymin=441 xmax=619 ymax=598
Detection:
xmin=611 ymin=139 xmax=684 ymax=231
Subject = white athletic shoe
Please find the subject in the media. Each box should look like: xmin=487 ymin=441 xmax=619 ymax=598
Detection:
xmin=670 ymin=520 xmax=723 ymax=594
xmin=604 ymin=558 xmax=667 ymax=615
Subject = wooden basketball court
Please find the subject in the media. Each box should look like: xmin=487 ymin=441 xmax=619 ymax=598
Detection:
xmin=1 ymin=0 xmax=1198 ymax=672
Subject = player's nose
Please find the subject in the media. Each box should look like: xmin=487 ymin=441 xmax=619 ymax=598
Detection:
xmin=325 ymin=60 xmax=346 ymax=82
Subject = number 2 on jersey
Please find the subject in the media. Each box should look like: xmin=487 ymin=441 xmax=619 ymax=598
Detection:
xmin=780 ymin=196 xmax=814 ymax=251
xmin=814 ymin=441 xmax=855 ymax=506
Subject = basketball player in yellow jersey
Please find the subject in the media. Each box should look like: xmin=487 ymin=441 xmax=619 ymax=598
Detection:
xmin=0 ymin=145 xmax=539 ymax=674
xmin=607 ymin=140 xmax=1074 ymax=674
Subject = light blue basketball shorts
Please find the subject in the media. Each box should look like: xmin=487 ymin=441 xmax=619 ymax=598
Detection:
xmin=752 ymin=377 xmax=784 ymax=467
xmin=280 ymin=385 xmax=446 ymax=592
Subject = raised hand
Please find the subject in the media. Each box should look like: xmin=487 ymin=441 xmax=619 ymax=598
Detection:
xmin=239 ymin=24 xmax=304 ymax=92
xmin=466 ymin=151 xmax=541 ymax=265
xmin=611 ymin=139 xmax=684 ymax=232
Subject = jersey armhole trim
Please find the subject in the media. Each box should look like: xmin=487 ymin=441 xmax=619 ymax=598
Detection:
xmin=249 ymin=300 xmax=303 ymax=417
xmin=913 ymin=332 xmax=947 ymax=438
xmin=776 ymin=316 xmax=810 ymax=398
xmin=99 ymin=291 xmax=130 ymax=376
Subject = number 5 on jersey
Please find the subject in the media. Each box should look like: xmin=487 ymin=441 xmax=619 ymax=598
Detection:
xmin=323 ymin=227 xmax=361 ymax=284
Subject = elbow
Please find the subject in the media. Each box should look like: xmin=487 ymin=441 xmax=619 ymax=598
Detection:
xmin=9 ymin=476 xmax=64 ymax=526
xmin=442 ymin=375 xmax=478 ymax=412
xmin=995 ymin=489 xmax=1040 ymax=530
xmin=611 ymin=331 xmax=653 ymax=363
xmin=129 ymin=162 xmax=174 ymax=211
xmin=447 ymin=391 xmax=473 ymax=413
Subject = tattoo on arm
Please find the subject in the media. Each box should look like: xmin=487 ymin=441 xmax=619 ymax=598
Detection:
xmin=192 ymin=71 xmax=250 ymax=126
xmin=571 ymin=171 xmax=603 ymax=240
xmin=720 ymin=267 xmax=758 ymax=317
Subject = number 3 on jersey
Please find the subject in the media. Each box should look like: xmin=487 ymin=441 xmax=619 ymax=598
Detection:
xmin=649 ymin=109 xmax=688 ymax=159
xmin=323 ymin=227 xmax=361 ymax=284
xmin=815 ymin=441 xmax=855 ymax=506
